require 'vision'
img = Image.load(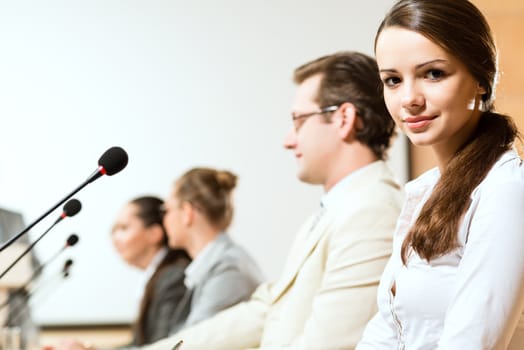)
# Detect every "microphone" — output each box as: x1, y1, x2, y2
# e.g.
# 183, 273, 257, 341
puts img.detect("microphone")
0, 146, 128, 252
28, 234, 78, 283
62, 258, 73, 277
86, 146, 129, 183
30, 234, 78, 278
55, 199, 82, 224
66, 234, 80, 246
0, 200, 81, 279
0, 234, 79, 311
